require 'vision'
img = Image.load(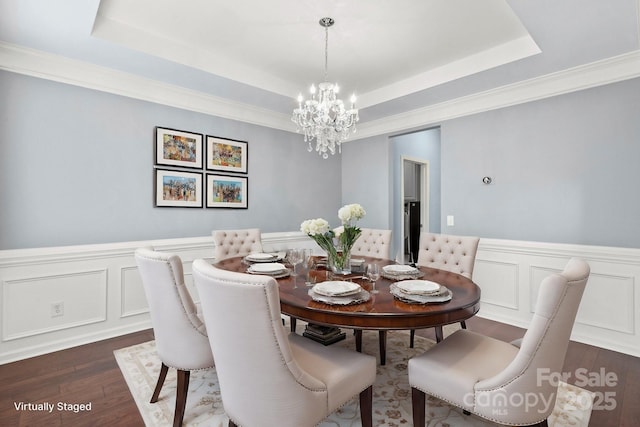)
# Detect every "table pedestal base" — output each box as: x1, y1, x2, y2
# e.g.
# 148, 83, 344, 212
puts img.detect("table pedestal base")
302, 324, 346, 345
